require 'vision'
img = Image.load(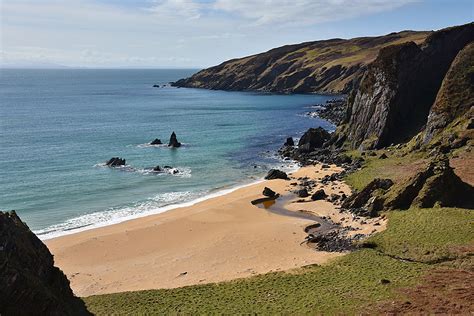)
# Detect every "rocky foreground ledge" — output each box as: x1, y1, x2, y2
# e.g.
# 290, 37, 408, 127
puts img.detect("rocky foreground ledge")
0, 211, 91, 315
